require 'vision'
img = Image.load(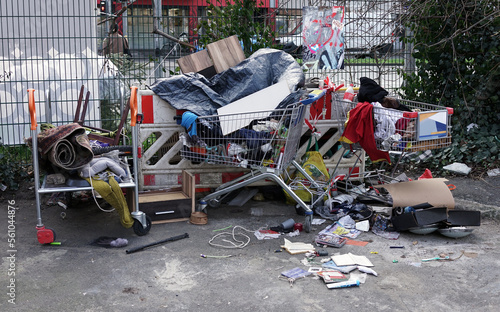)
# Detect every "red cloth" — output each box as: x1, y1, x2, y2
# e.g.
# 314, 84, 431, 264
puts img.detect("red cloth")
340, 102, 391, 164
